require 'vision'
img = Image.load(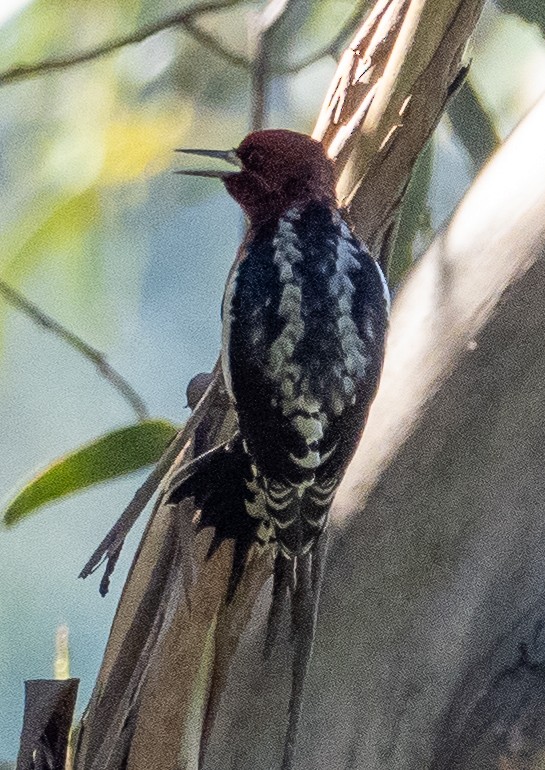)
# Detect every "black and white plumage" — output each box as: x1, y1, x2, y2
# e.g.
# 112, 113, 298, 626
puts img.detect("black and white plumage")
222, 200, 389, 558
167, 128, 390, 770
80, 129, 390, 770
167, 199, 388, 595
